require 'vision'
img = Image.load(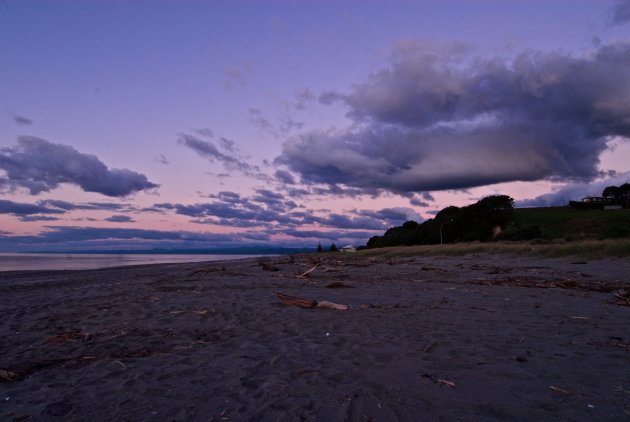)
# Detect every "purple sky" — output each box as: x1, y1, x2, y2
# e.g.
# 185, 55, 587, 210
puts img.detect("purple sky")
1, 0, 630, 252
